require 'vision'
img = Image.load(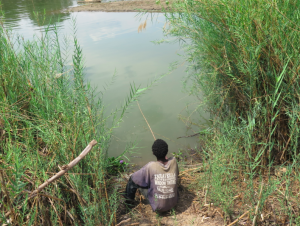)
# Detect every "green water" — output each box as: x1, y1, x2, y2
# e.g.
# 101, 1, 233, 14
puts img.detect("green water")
1, 0, 207, 165
0, 0, 75, 27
